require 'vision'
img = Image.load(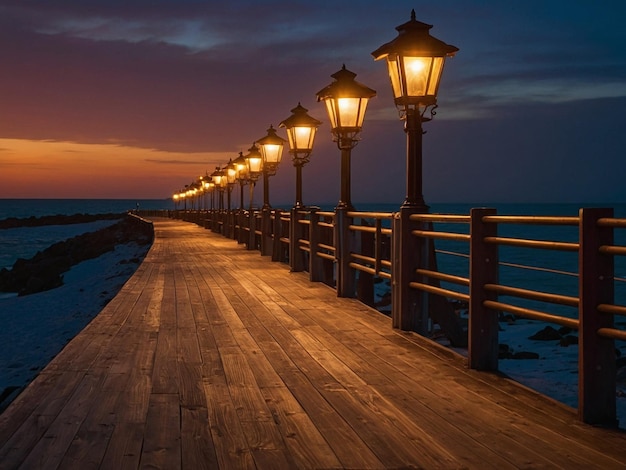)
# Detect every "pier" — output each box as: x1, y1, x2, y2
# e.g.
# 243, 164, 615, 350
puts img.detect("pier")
1, 217, 625, 469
